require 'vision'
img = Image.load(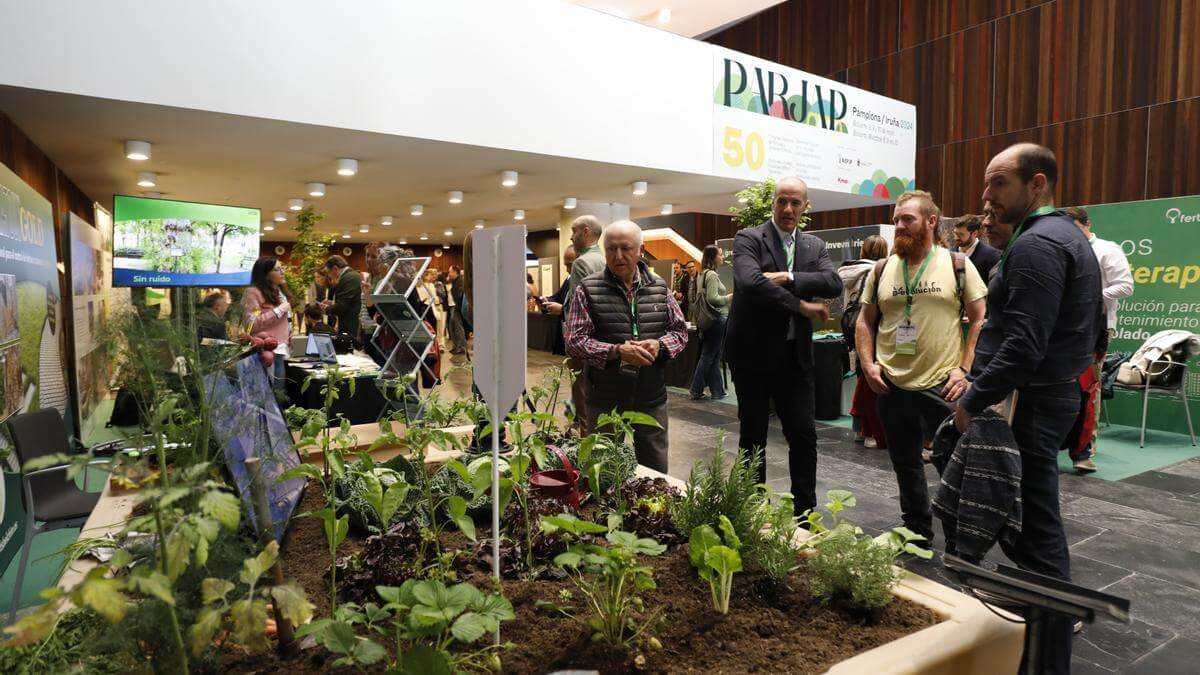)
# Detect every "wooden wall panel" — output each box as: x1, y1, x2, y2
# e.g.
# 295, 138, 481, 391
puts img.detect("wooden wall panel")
899, 0, 1051, 49
1147, 97, 1200, 200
